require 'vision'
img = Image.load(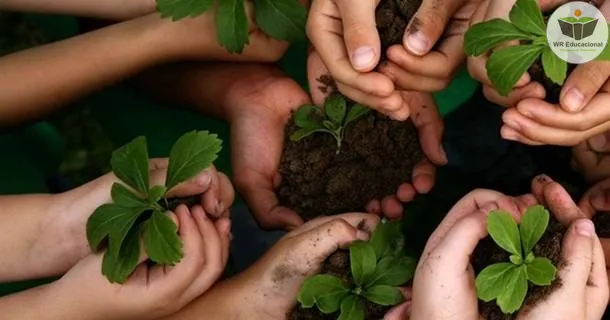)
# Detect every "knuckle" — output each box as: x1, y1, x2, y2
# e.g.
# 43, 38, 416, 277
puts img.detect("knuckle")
327, 219, 356, 239
418, 10, 447, 35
